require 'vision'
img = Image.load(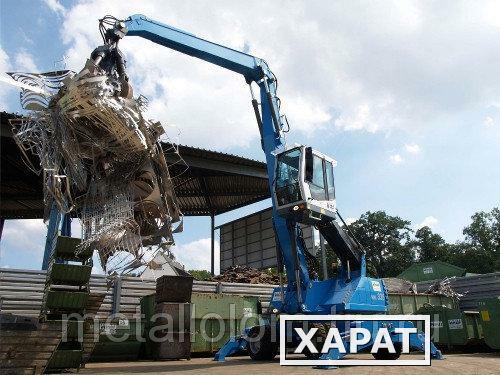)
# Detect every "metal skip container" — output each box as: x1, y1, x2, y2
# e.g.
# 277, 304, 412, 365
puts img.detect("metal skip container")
141, 292, 260, 356
153, 302, 192, 360
156, 275, 194, 303
416, 305, 484, 348
152, 275, 194, 360
478, 297, 500, 350
190, 293, 259, 354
